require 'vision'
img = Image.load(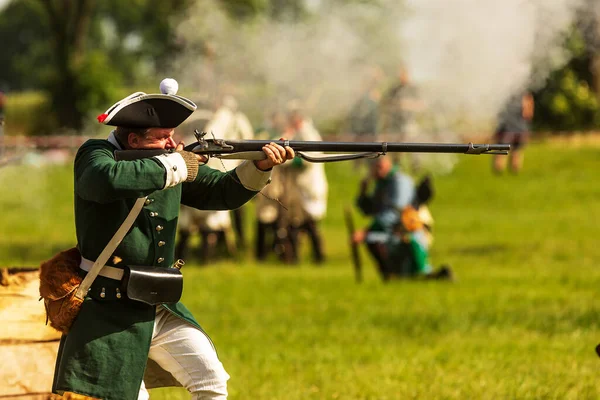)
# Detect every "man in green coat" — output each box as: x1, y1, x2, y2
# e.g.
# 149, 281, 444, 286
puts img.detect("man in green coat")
52, 79, 294, 399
